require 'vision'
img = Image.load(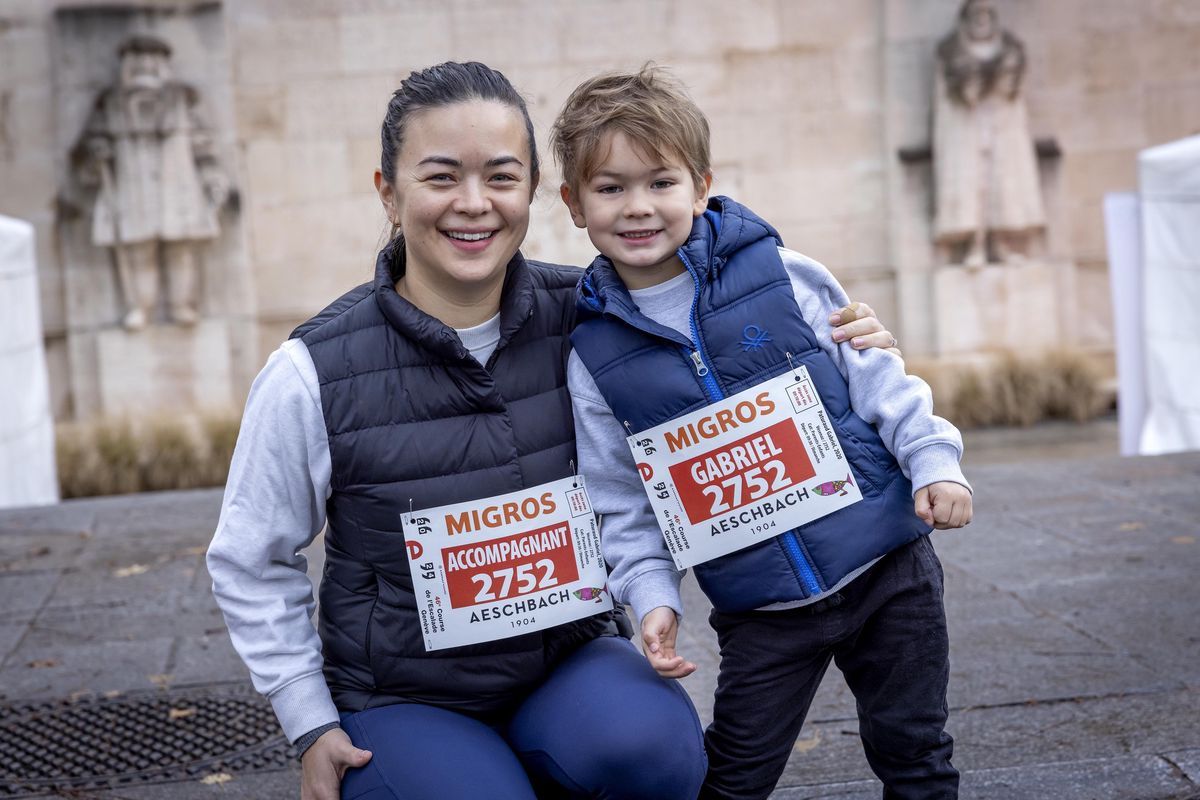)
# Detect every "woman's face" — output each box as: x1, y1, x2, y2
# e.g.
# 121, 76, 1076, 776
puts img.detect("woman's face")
377, 100, 536, 296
